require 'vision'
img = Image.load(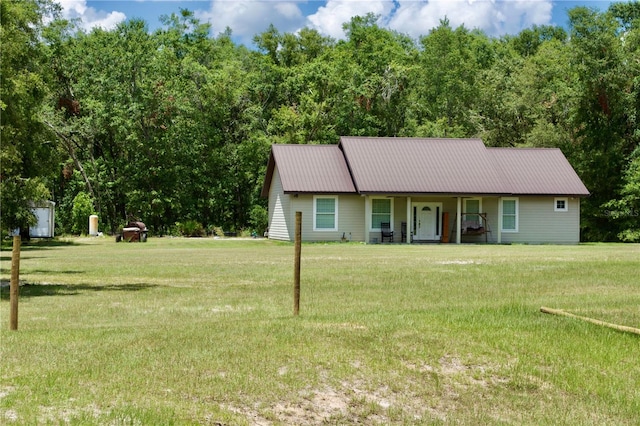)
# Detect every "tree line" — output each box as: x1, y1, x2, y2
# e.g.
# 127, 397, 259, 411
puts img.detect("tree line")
2, 0, 638, 241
